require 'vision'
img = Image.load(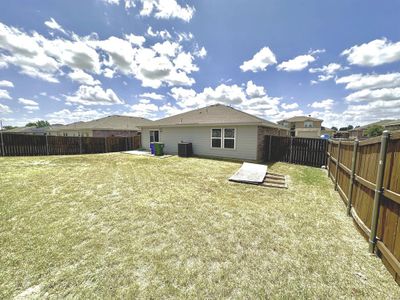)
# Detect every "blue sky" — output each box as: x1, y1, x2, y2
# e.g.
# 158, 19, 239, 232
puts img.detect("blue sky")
0, 0, 400, 127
